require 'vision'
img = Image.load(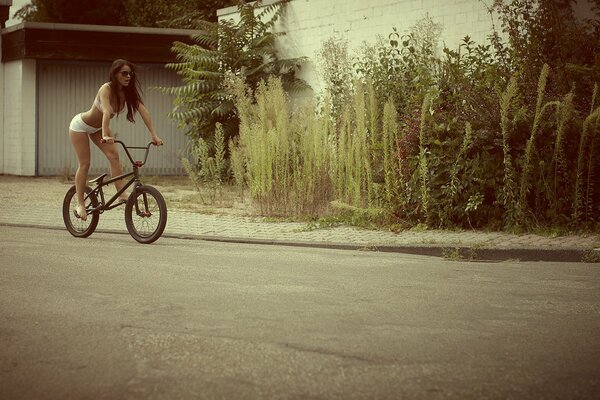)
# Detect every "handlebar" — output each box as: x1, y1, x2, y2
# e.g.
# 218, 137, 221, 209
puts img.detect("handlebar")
100, 139, 159, 167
